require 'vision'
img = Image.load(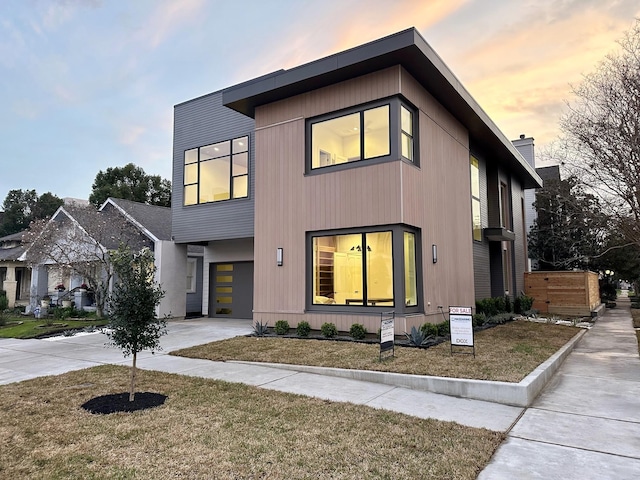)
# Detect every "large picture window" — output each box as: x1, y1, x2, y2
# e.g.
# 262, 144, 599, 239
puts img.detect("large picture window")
183, 136, 249, 206
308, 98, 417, 172
310, 226, 421, 311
